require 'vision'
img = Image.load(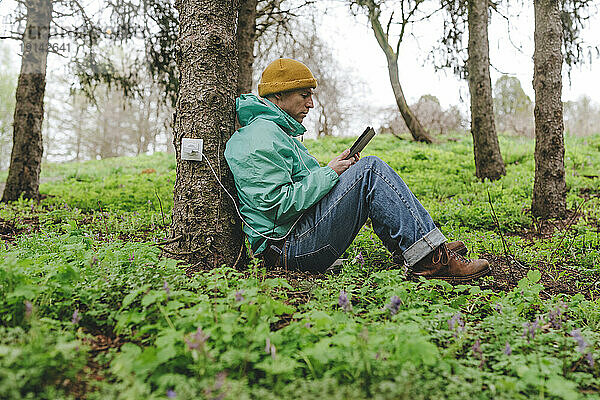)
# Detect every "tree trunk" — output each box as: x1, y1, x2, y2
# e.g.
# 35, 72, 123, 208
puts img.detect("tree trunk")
531, 0, 567, 218
467, 0, 506, 181
236, 0, 258, 96
365, 2, 432, 143
385, 53, 433, 143
168, 0, 245, 268
99, 112, 112, 159
2, 0, 52, 203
